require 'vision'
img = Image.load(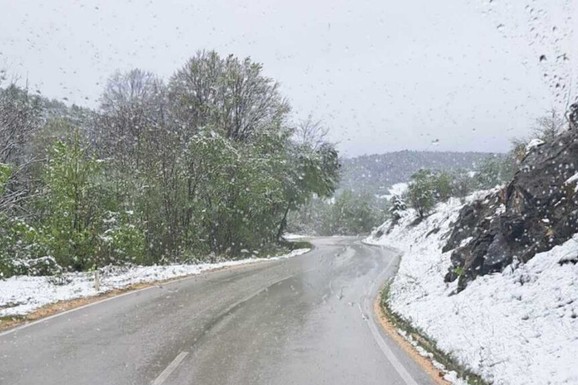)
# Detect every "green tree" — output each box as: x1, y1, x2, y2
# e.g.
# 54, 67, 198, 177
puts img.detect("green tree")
432, 171, 453, 201
41, 132, 103, 269
41, 129, 145, 270
0, 163, 14, 276
474, 155, 516, 189
276, 141, 339, 240
168, 51, 290, 142
450, 170, 476, 198
407, 169, 436, 218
